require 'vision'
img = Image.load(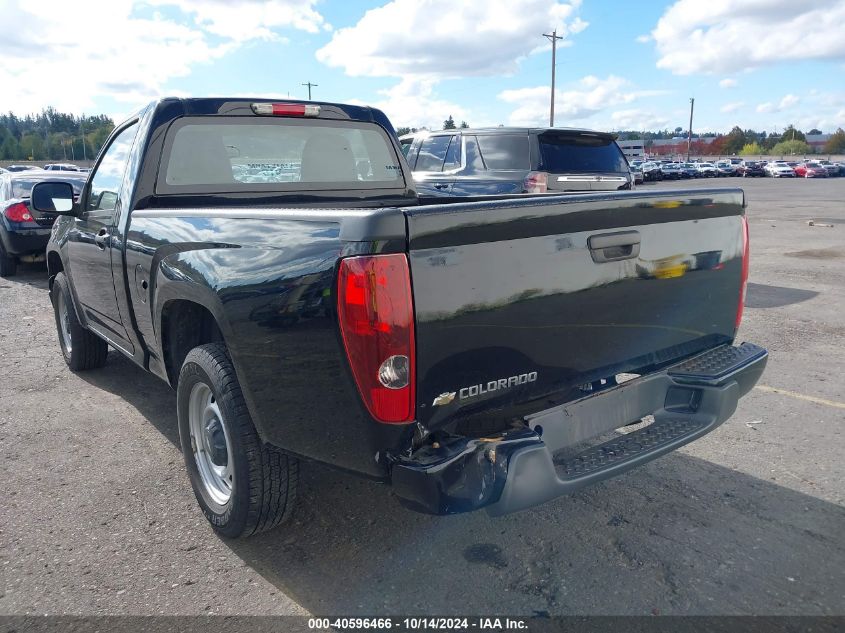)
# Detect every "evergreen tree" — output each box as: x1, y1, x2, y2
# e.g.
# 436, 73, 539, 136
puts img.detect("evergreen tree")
0, 108, 114, 161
